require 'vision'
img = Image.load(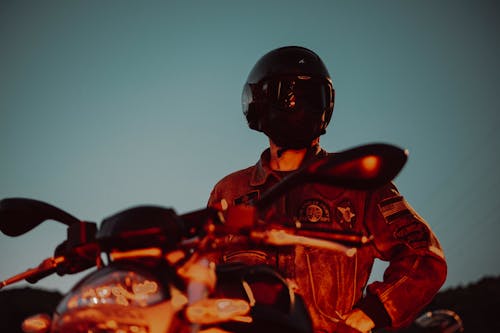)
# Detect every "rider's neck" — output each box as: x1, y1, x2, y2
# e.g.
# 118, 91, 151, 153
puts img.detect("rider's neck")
269, 138, 319, 171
